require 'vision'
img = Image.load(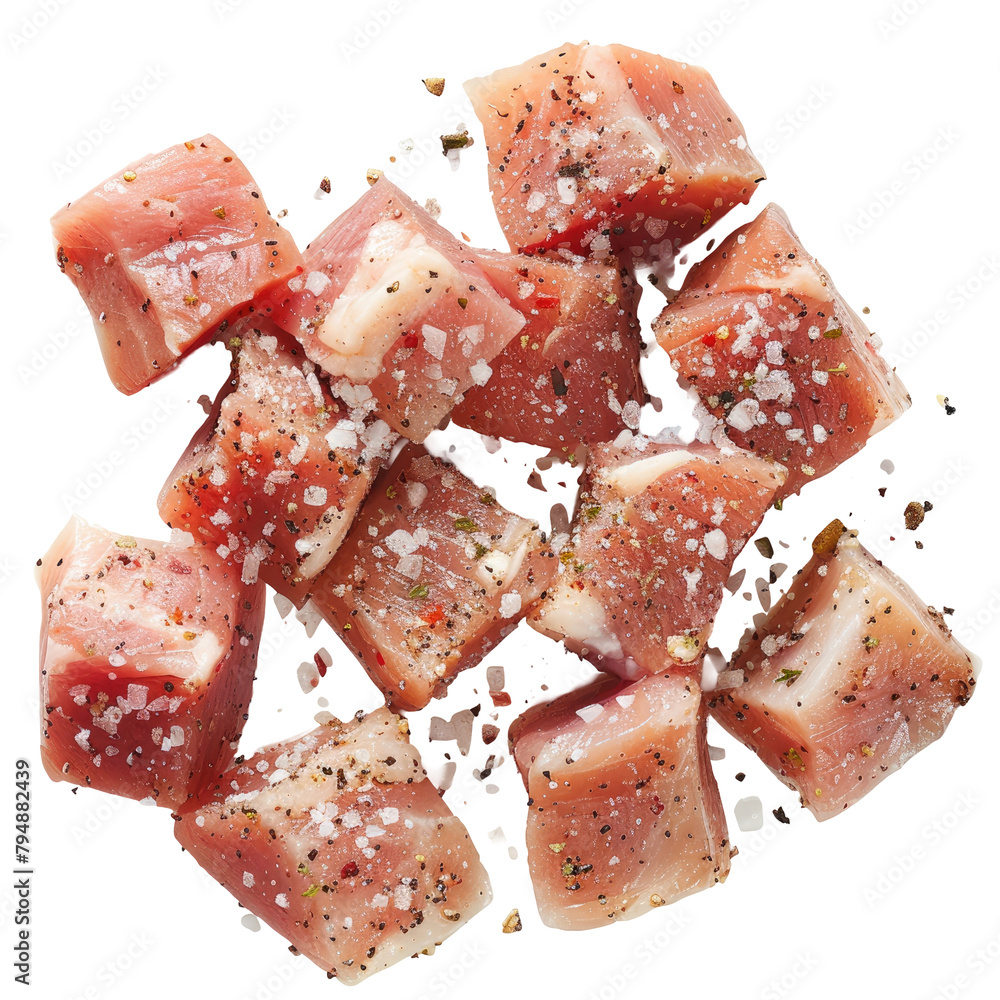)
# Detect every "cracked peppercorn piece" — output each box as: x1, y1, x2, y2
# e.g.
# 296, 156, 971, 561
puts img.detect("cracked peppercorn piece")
51, 133, 304, 395
465, 42, 764, 260
509, 672, 730, 929
37, 515, 264, 809
310, 443, 555, 711
653, 204, 911, 498
174, 711, 492, 986
708, 523, 980, 820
